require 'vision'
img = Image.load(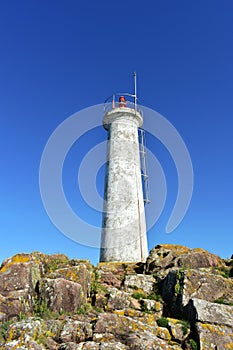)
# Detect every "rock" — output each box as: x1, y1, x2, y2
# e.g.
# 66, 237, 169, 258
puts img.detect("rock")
106, 288, 132, 311
156, 326, 171, 341
182, 270, 233, 306
146, 245, 224, 276
44, 318, 63, 342
161, 268, 233, 311
3, 318, 47, 349
96, 263, 126, 288
167, 318, 190, 341
5, 318, 43, 342
130, 298, 141, 310
39, 278, 84, 313
189, 298, 233, 327
94, 312, 157, 340
100, 341, 129, 349
94, 290, 108, 309
124, 274, 155, 294
59, 343, 84, 350
0, 246, 232, 349
141, 299, 162, 313
125, 331, 182, 349
197, 322, 233, 350
93, 332, 115, 342
48, 261, 93, 298
79, 342, 100, 349
0, 253, 42, 317
4, 338, 46, 349
42, 337, 58, 349
60, 319, 93, 343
